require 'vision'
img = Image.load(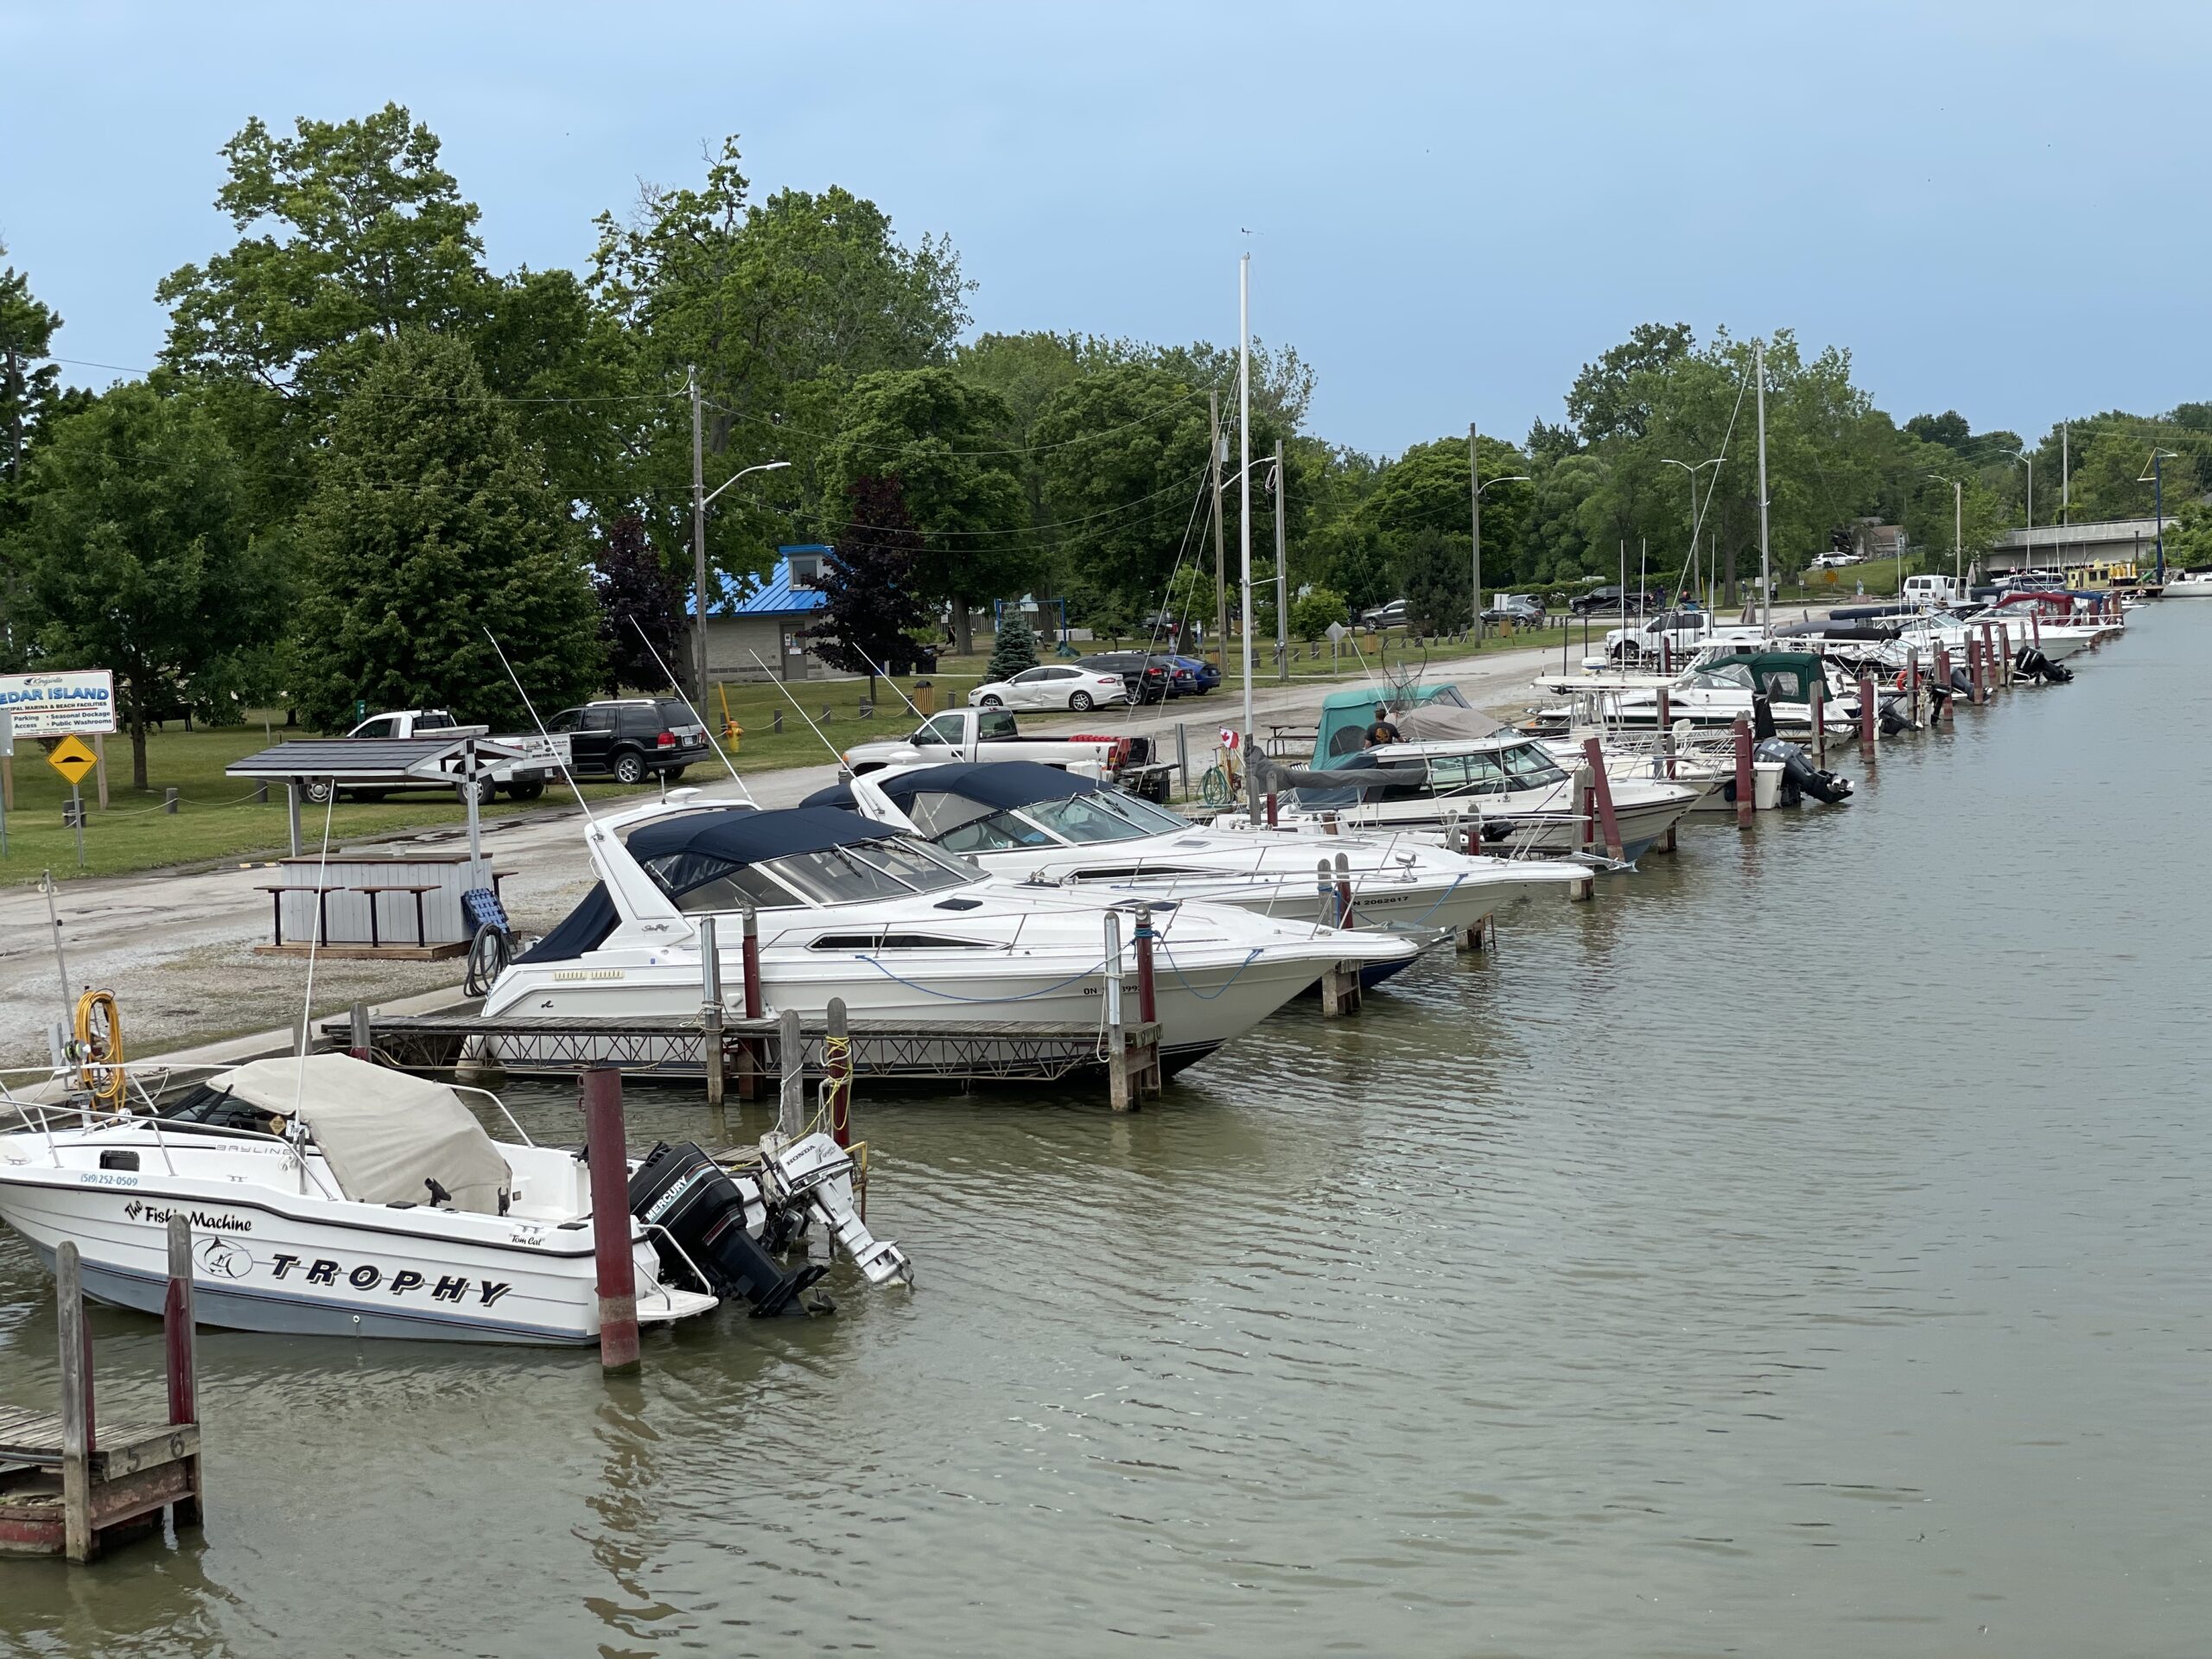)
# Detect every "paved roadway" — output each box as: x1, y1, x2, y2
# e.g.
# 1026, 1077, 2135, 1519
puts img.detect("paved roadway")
0, 649, 1559, 1065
